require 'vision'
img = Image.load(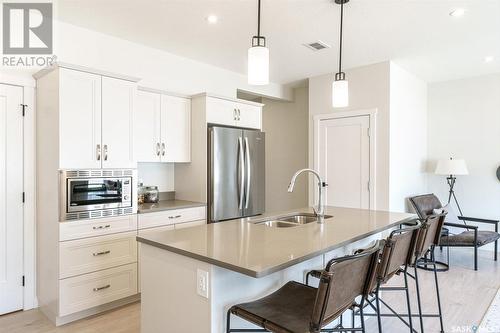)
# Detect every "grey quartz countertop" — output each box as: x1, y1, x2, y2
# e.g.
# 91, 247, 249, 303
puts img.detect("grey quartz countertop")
136, 206, 416, 278
137, 200, 206, 214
